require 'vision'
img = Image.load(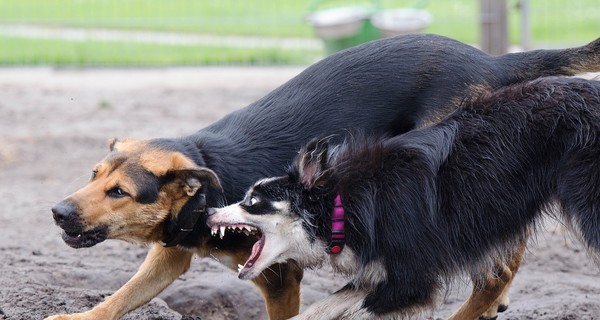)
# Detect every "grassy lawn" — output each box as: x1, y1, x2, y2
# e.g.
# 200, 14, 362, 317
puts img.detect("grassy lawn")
0, 0, 598, 65
0, 35, 322, 66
